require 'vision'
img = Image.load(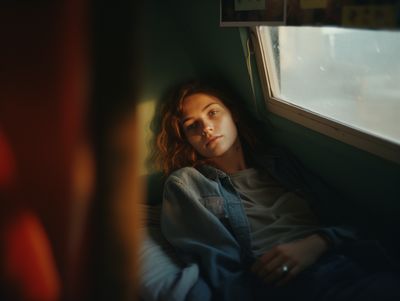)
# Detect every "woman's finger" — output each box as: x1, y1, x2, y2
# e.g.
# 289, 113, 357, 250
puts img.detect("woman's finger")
275, 263, 301, 287
251, 248, 278, 274
263, 260, 294, 284
258, 255, 286, 279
